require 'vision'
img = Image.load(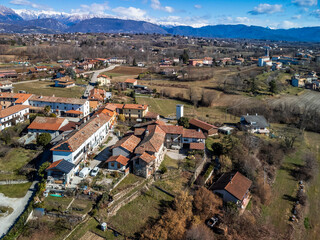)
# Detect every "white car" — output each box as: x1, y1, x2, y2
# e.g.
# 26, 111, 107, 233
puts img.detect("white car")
90, 167, 99, 177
